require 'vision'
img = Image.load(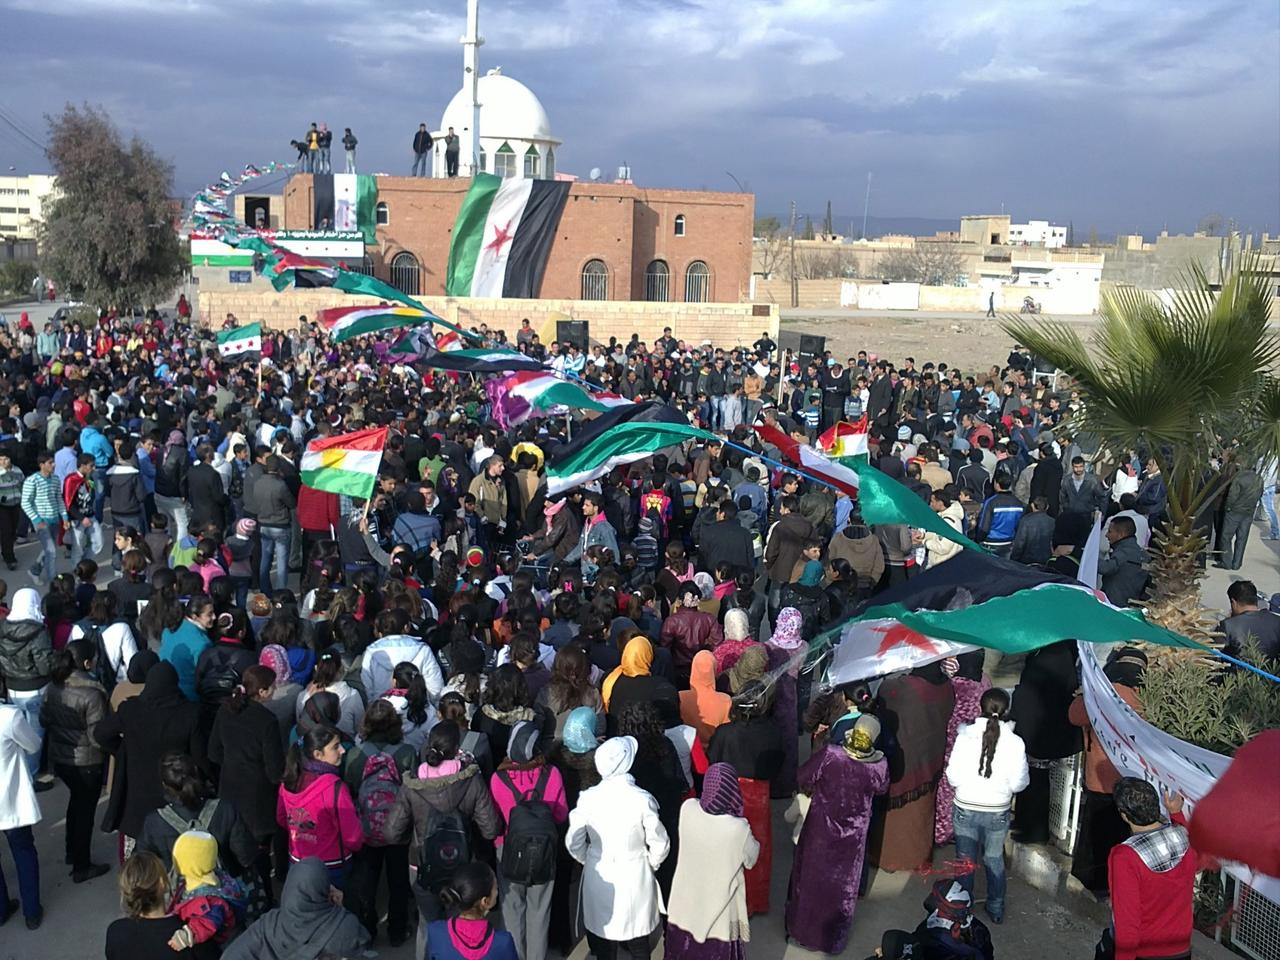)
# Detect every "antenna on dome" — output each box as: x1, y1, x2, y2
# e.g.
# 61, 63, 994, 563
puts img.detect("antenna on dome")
589, 167, 602, 182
